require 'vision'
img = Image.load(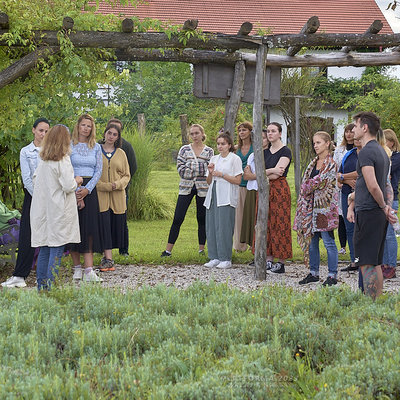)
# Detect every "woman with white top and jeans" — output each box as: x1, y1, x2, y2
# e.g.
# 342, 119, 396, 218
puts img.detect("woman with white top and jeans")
204, 133, 243, 269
